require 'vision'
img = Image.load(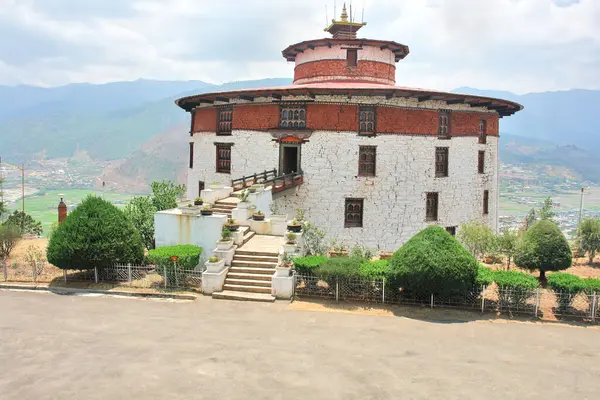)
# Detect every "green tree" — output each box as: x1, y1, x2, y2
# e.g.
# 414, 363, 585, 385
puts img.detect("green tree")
124, 196, 157, 250
456, 221, 496, 260
575, 217, 600, 264
539, 197, 556, 221
151, 180, 186, 211
514, 220, 572, 281
3, 211, 43, 236
47, 196, 144, 270
389, 226, 478, 296
0, 225, 21, 260
496, 228, 520, 270
525, 208, 537, 230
